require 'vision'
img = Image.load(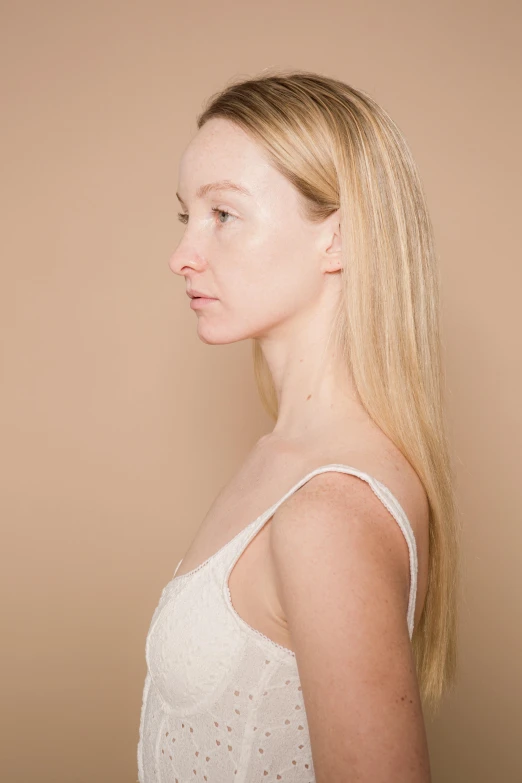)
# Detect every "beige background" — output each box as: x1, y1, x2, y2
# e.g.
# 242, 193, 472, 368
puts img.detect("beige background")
1, 2, 521, 781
